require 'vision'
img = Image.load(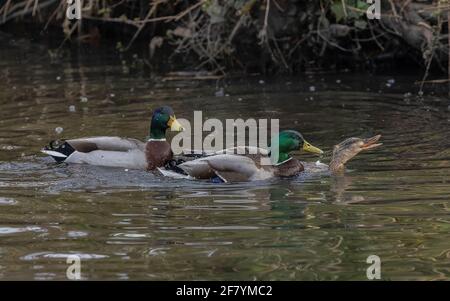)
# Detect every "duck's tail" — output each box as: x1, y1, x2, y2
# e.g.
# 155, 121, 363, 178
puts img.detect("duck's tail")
40, 140, 75, 163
